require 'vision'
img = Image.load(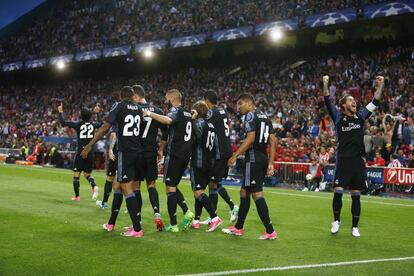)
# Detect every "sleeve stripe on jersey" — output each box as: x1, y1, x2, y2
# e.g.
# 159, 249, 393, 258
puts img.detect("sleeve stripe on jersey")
366, 102, 377, 113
